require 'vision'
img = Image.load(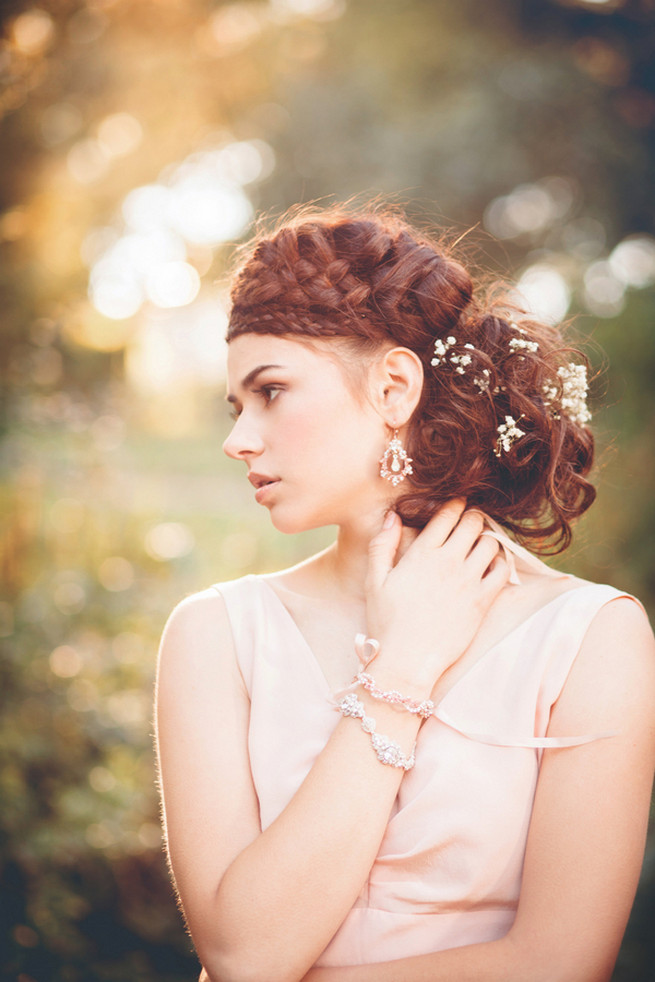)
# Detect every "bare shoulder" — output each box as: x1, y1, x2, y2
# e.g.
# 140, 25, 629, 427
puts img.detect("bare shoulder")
158, 584, 242, 685
582, 591, 655, 689
551, 588, 655, 738
163, 585, 230, 638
